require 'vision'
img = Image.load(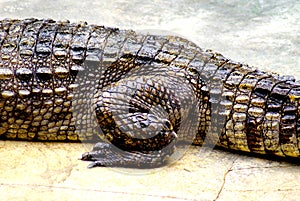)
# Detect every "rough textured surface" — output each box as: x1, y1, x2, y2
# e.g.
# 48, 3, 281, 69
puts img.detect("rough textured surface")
0, 19, 300, 168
